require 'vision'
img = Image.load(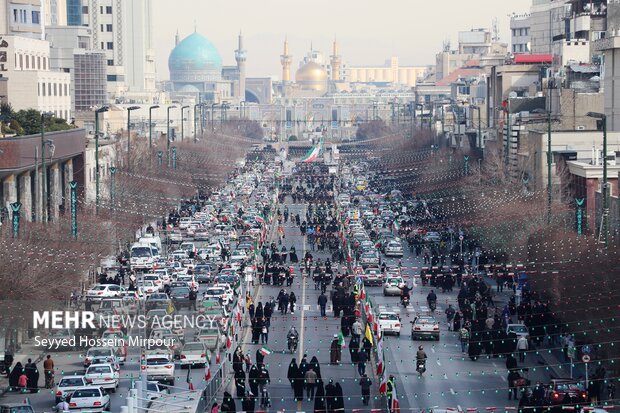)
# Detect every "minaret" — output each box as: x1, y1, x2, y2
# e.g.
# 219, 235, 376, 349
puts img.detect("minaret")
175, 29, 180, 46
280, 36, 292, 82
330, 37, 341, 81
235, 30, 247, 102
